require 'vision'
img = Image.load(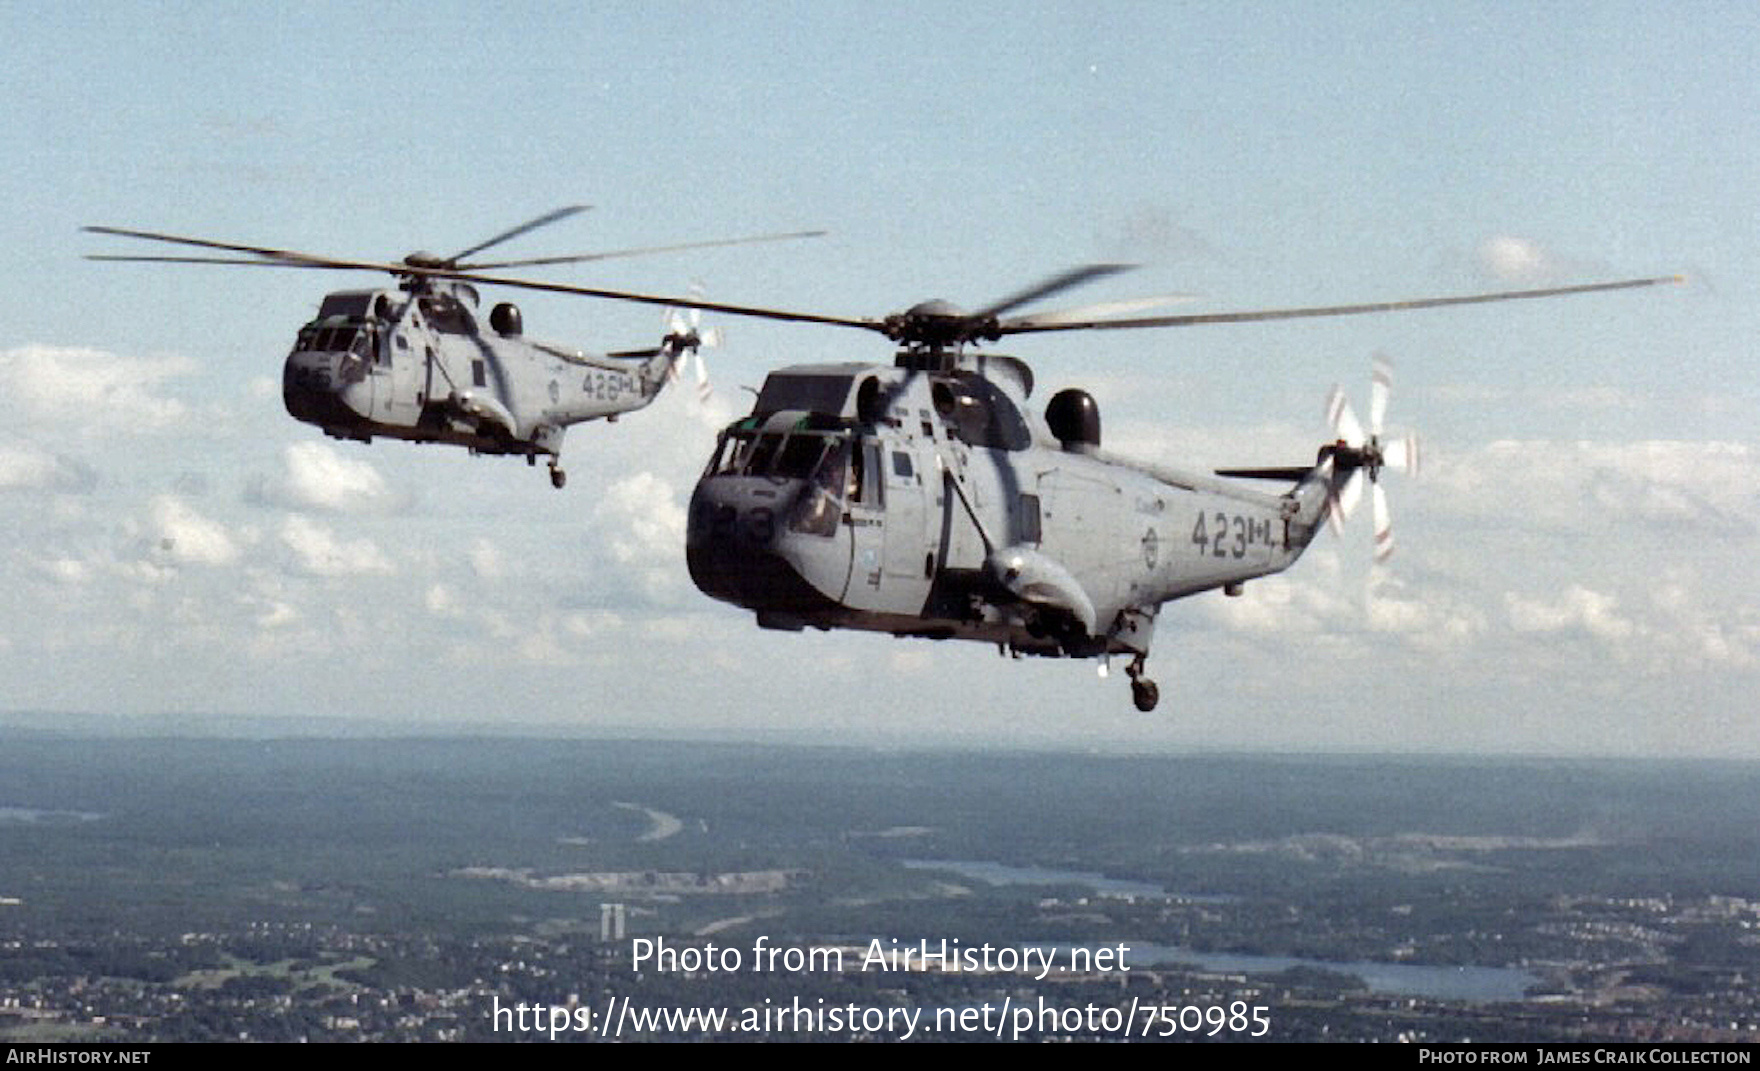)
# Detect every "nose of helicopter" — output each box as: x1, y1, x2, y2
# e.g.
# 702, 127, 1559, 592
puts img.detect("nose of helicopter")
282, 348, 369, 426
685, 477, 843, 614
